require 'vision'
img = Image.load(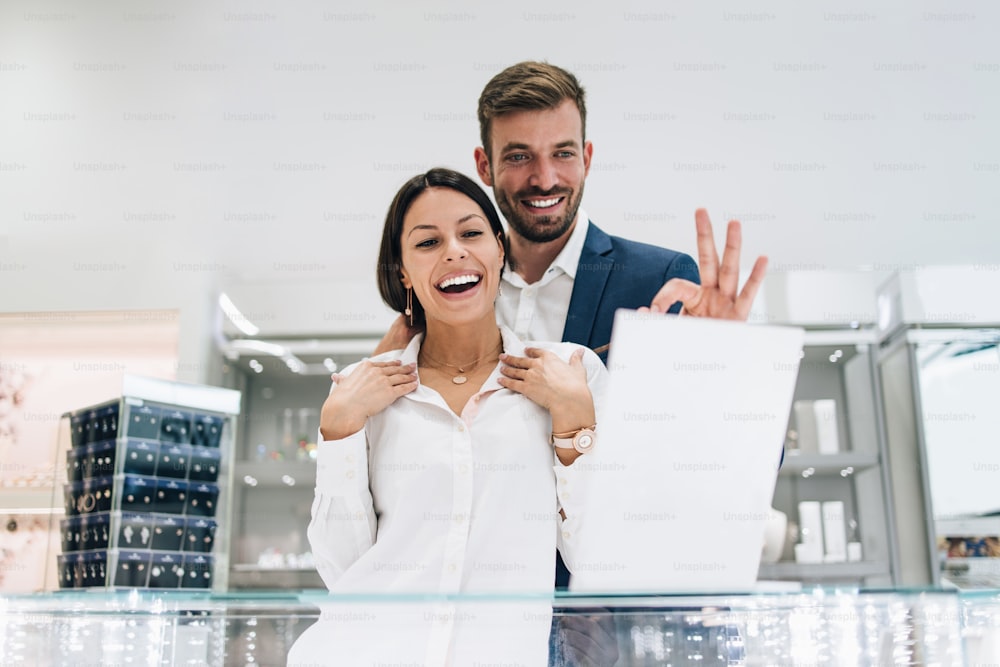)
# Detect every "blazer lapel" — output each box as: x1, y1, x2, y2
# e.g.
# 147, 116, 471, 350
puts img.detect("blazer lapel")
562, 223, 613, 347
